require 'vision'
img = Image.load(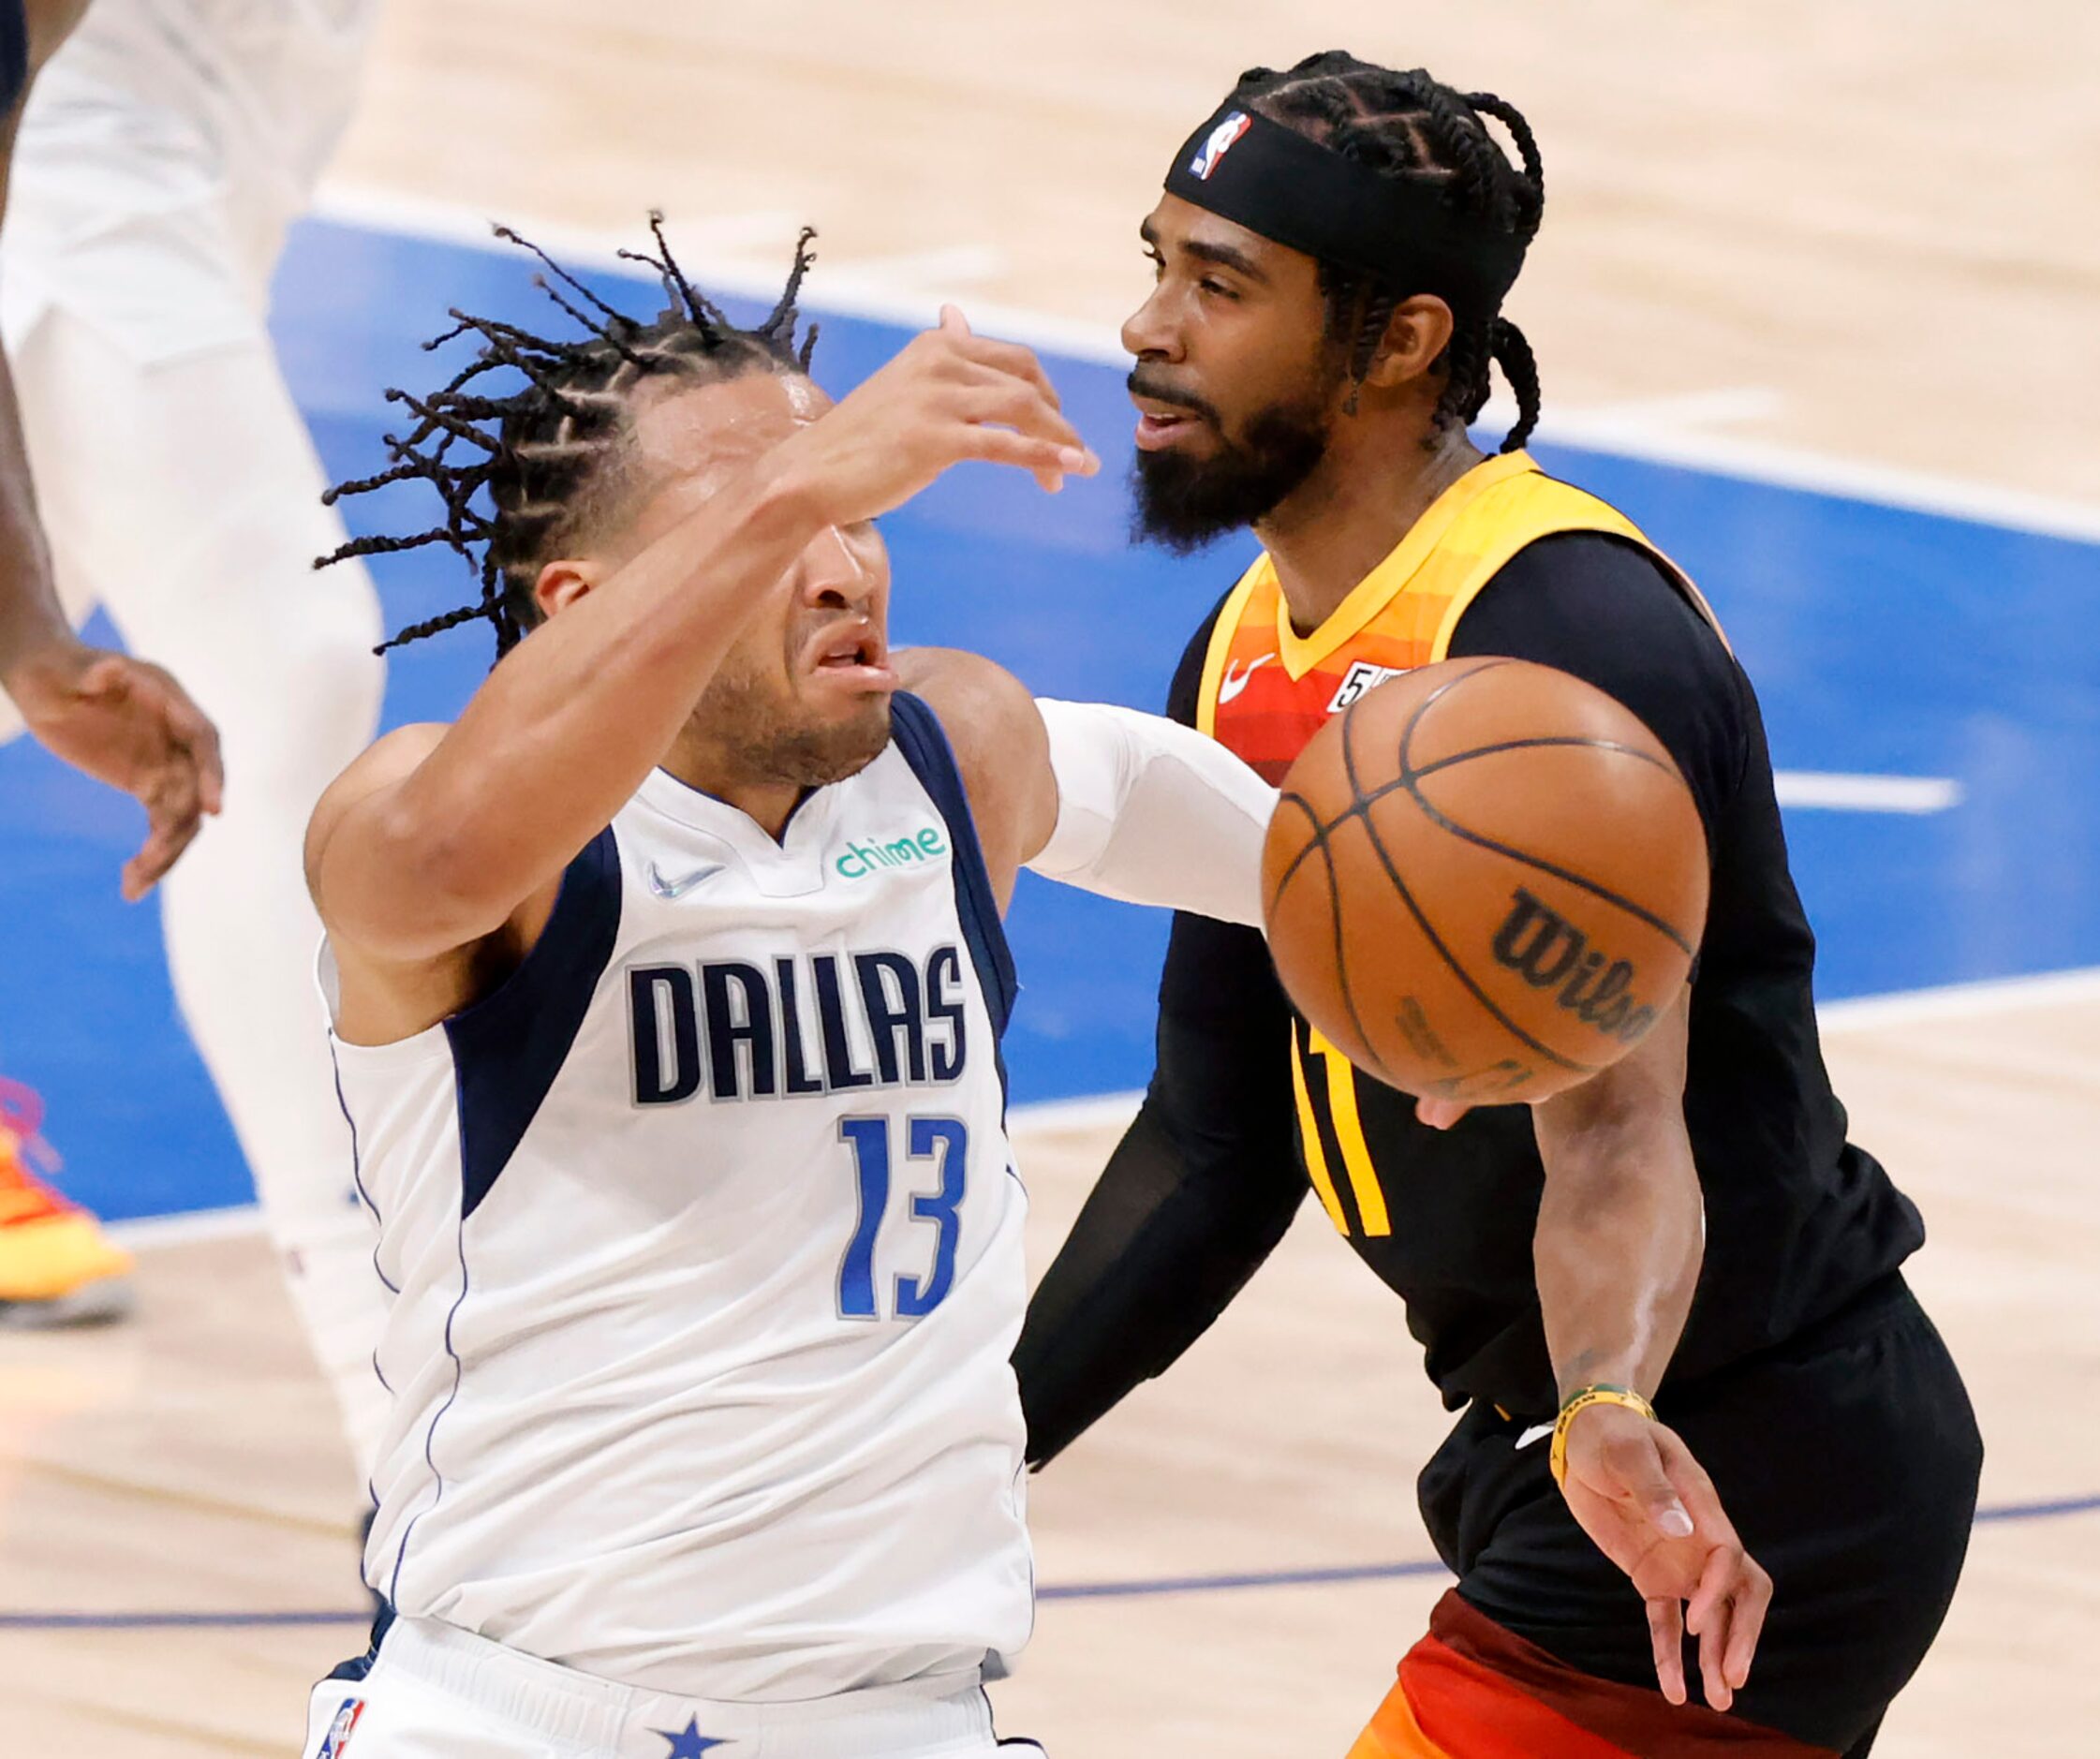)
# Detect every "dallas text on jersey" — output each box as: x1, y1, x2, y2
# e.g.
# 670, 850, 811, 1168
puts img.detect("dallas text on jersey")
627, 946, 972, 1105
